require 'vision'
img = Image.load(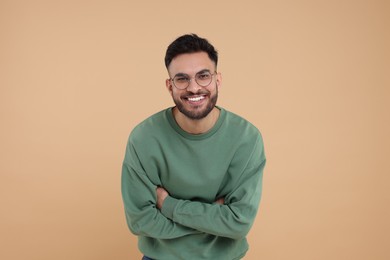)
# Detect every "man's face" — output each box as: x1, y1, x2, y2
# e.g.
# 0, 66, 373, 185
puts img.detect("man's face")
166, 52, 221, 120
